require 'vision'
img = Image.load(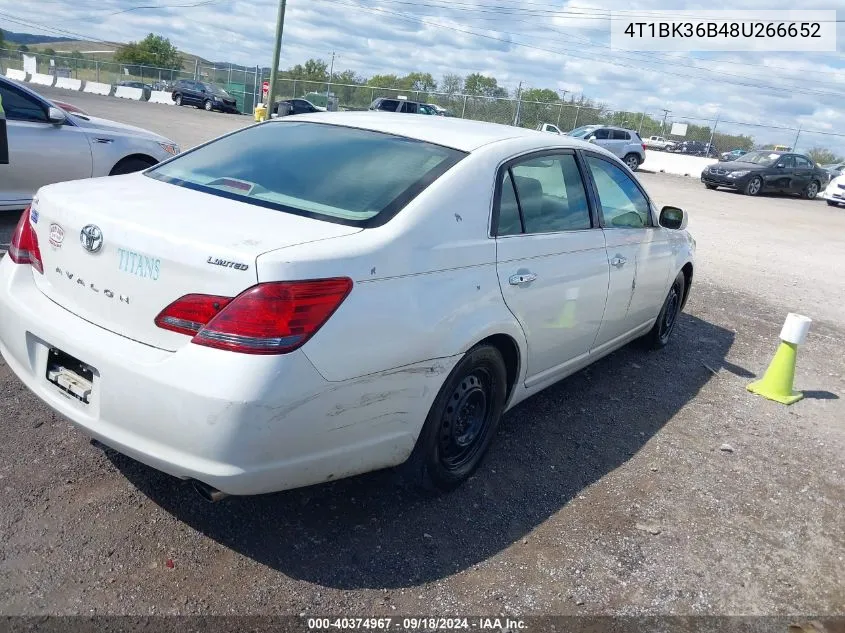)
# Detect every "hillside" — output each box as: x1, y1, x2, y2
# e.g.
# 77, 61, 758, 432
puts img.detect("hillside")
1, 30, 74, 45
